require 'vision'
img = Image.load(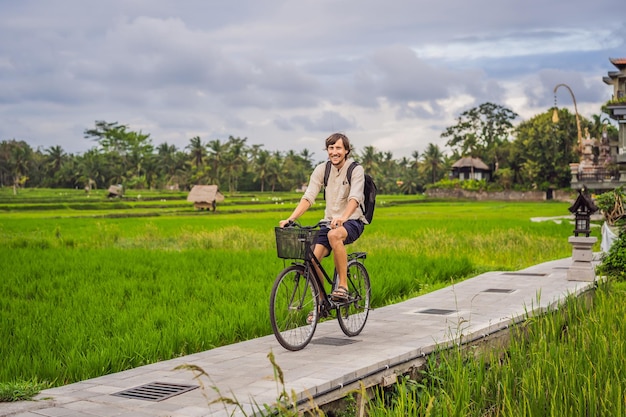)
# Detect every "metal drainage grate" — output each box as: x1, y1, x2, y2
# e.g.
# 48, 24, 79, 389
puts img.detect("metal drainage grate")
502, 272, 547, 277
311, 337, 359, 346
112, 382, 199, 402
482, 288, 515, 294
416, 308, 456, 315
